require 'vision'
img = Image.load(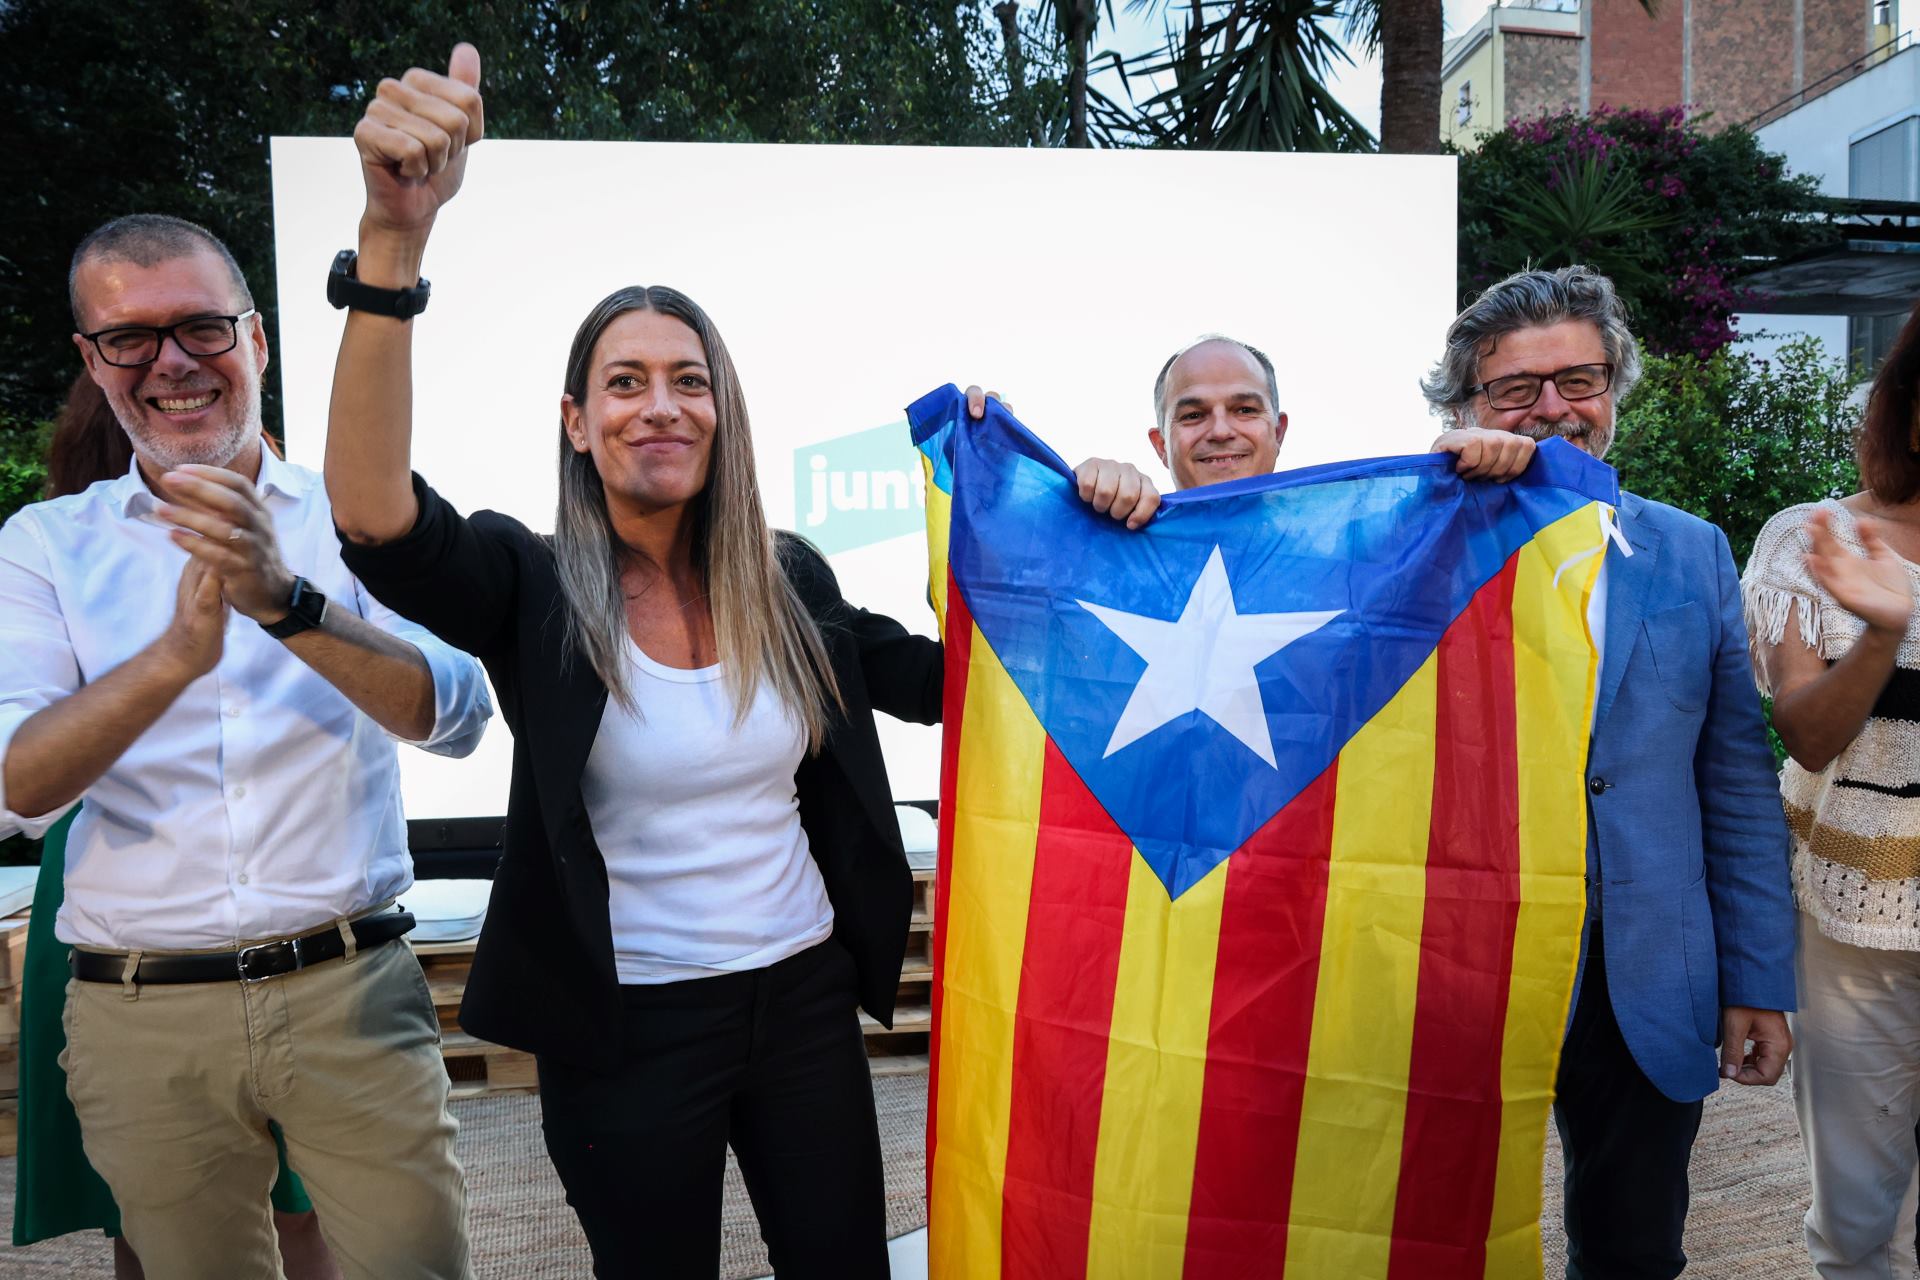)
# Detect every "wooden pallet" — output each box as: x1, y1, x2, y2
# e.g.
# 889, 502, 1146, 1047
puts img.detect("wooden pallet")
864, 866, 934, 1066
0, 914, 29, 989
0, 908, 29, 1129
0, 990, 20, 1047
410, 938, 539, 1097
439, 1031, 539, 1099
411, 864, 939, 1085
